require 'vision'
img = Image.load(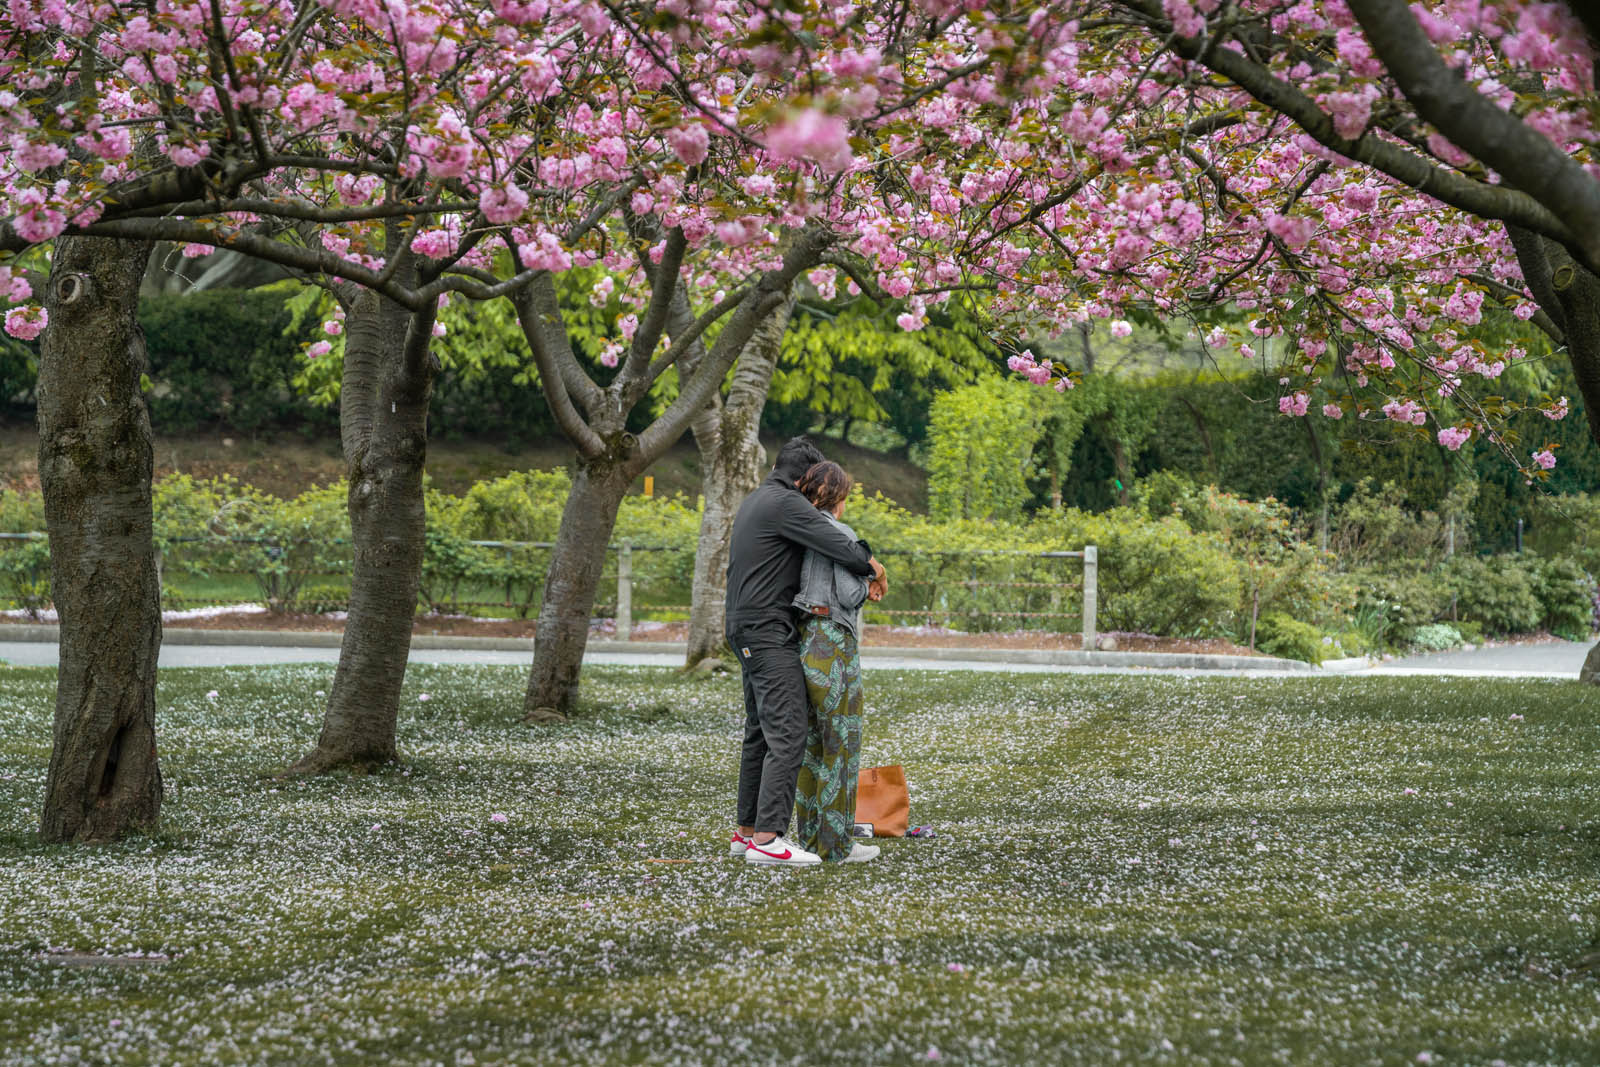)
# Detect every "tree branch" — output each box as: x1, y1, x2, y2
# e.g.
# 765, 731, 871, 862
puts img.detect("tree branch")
622, 226, 686, 386
511, 273, 606, 458
636, 227, 834, 461
1345, 0, 1600, 274
637, 283, 754, 397
1111, 0, 1583, 261
1466, 262, 1565, 347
